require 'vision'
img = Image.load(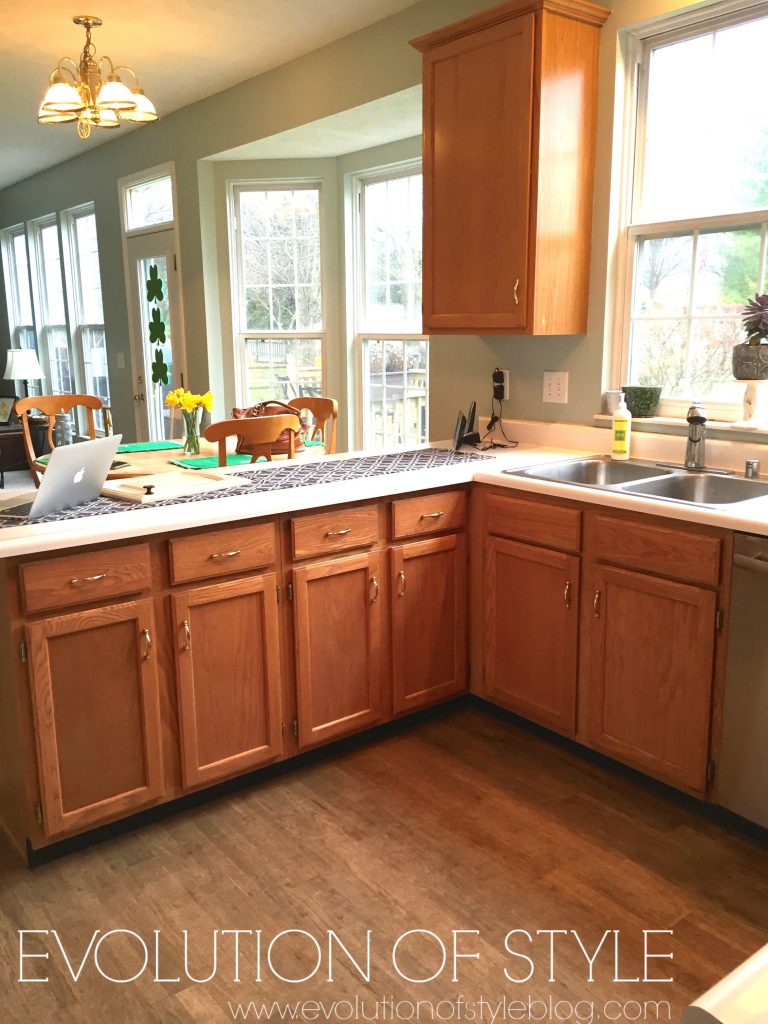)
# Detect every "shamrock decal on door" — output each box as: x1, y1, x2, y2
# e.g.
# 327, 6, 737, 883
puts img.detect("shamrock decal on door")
145, 263, 169, 386
146, 264, 164, 303
149, 307, 166, 344
151, 348, 169, 385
